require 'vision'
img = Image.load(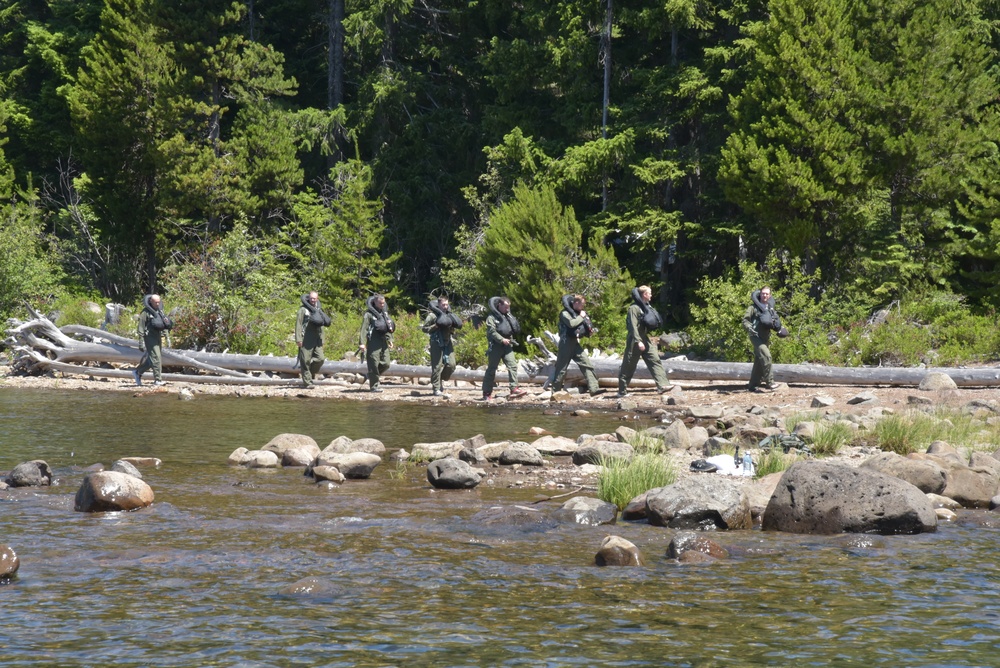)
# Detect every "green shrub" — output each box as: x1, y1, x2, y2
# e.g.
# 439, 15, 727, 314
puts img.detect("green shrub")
51, 295, 104, 329
453, 318, 488, 369
597, 453, 677, 511
390, 312, 430, 366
